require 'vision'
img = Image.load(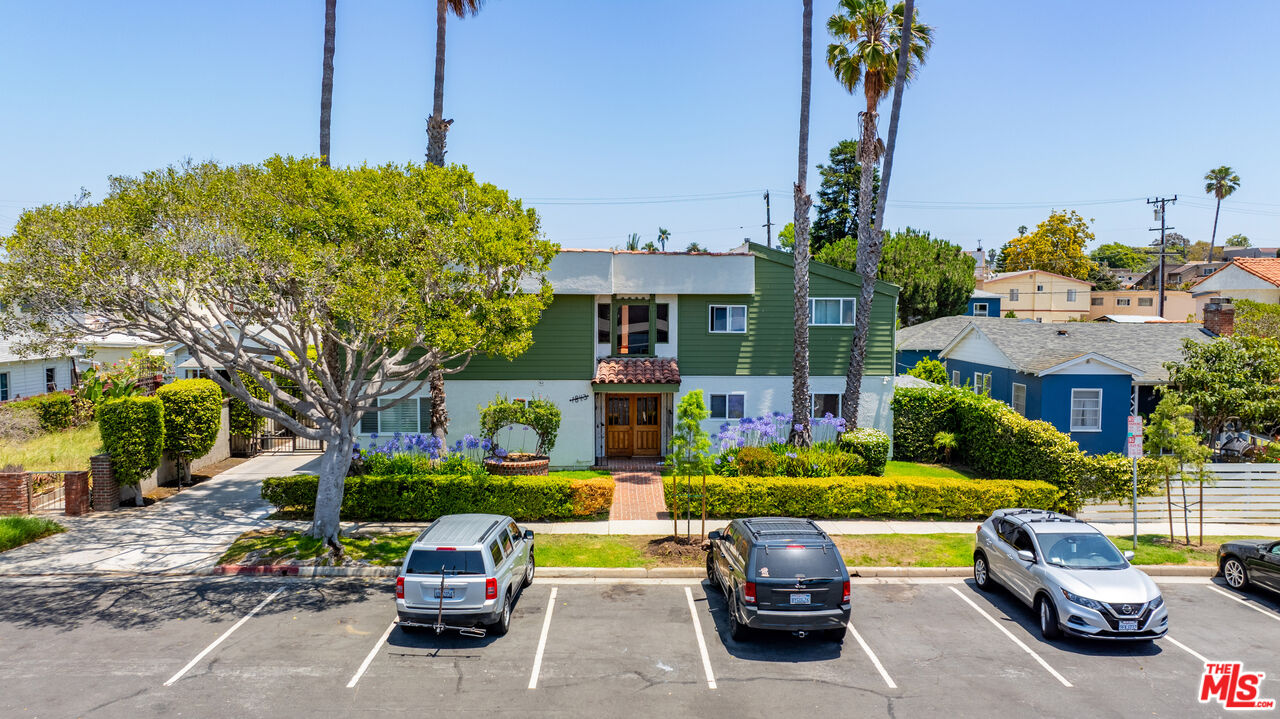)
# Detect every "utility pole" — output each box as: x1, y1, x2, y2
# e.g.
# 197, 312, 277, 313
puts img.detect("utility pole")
1147, 196, 1177, 317
763, 191, 773, 247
